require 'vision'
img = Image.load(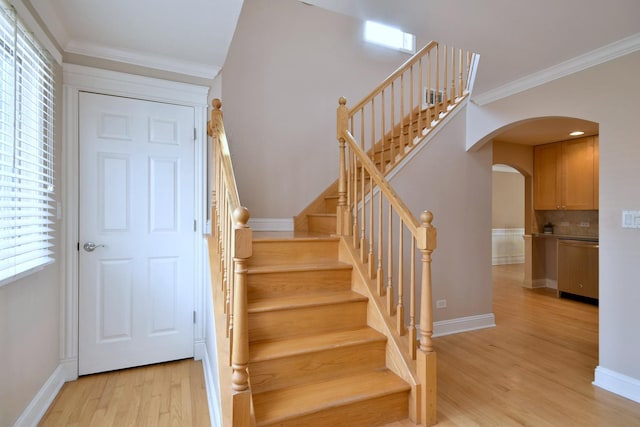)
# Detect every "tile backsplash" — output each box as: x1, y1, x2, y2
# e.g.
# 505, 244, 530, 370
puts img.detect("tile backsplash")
535, 210, 599, 237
